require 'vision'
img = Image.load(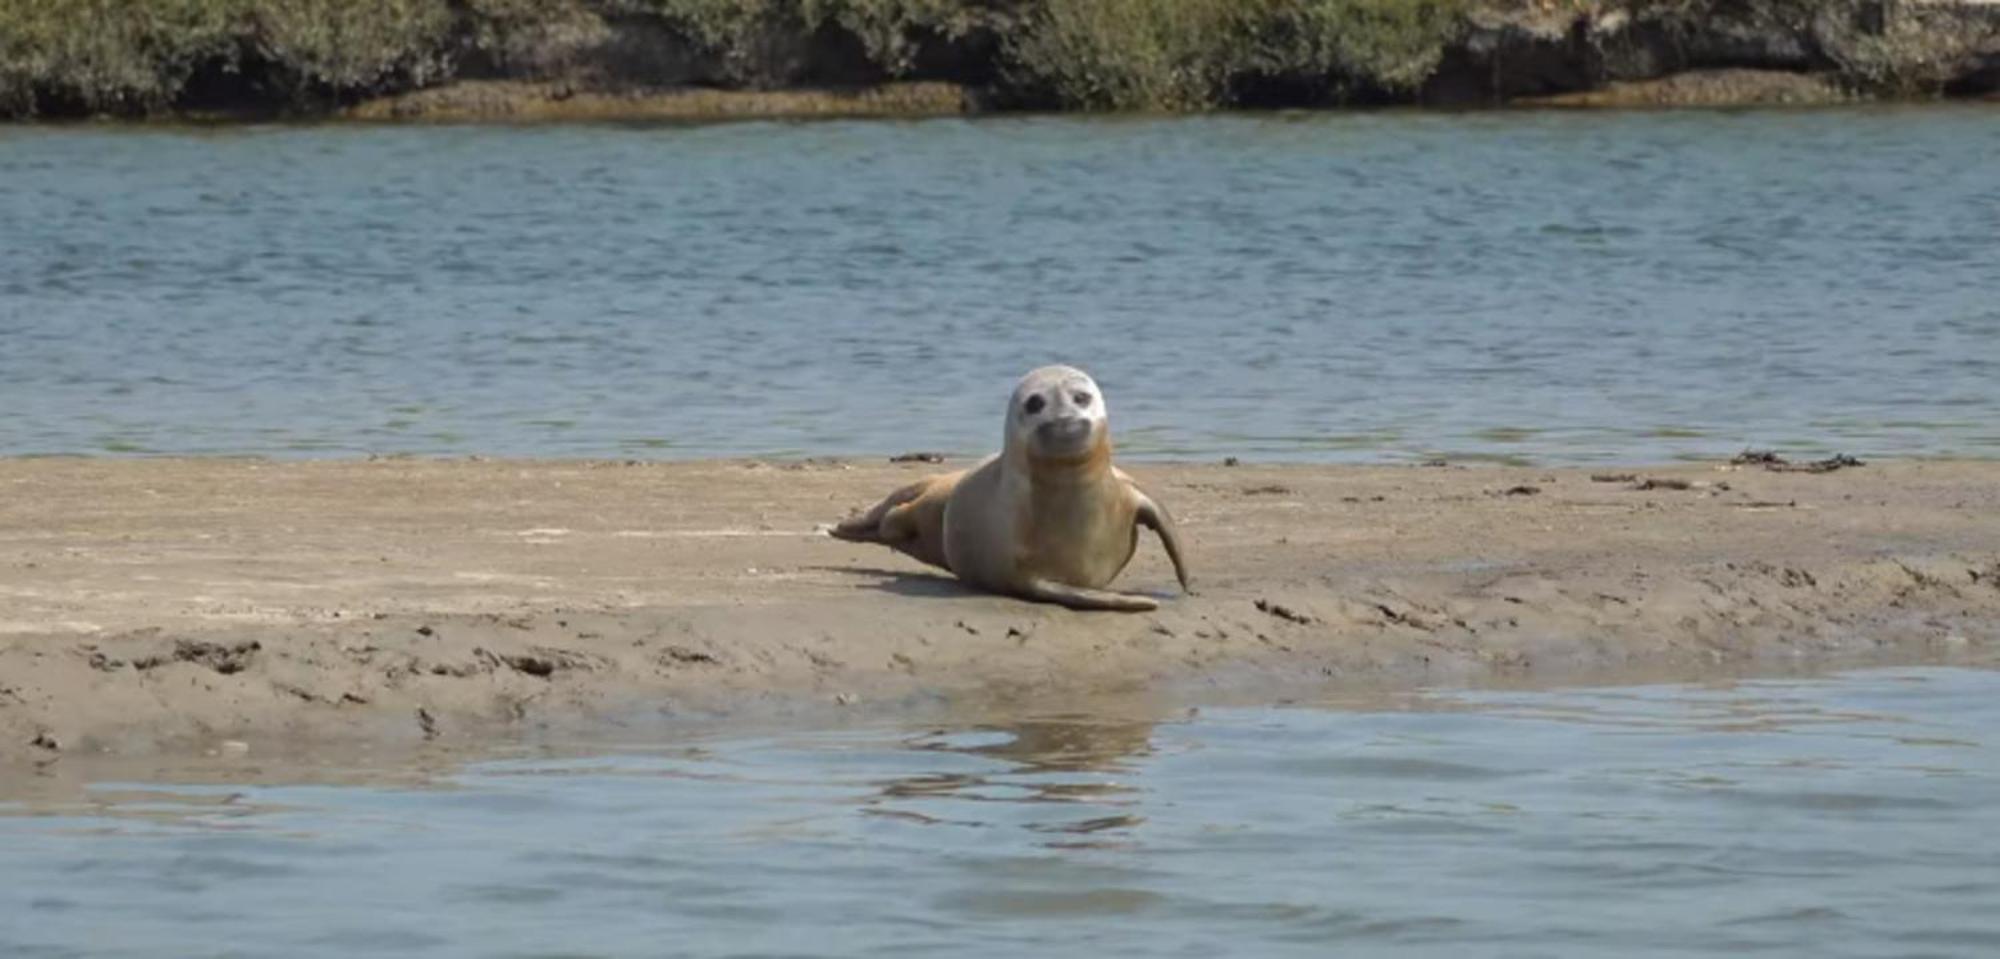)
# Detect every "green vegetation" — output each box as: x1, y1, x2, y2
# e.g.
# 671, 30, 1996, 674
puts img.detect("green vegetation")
1, 0, 236, 114
643, 0, 1014, 82
0, 0, 1470, 116
1007, 0, 1468, 109
1, 0, 1991, 118
0, 0, 466, 114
